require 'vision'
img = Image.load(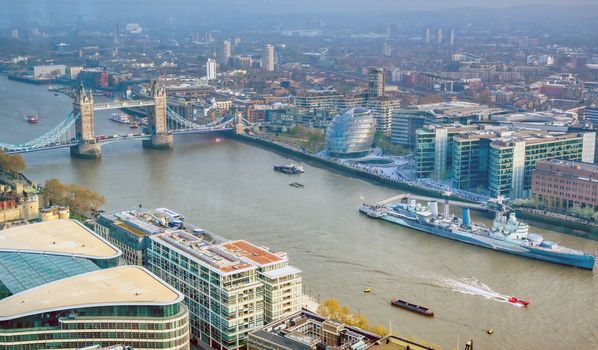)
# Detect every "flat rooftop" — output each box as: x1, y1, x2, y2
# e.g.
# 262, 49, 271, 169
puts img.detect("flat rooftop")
221, 240, 284, 267
0, 265, 183, 321
154, 231, 254, 275
0, 219, 120, 259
